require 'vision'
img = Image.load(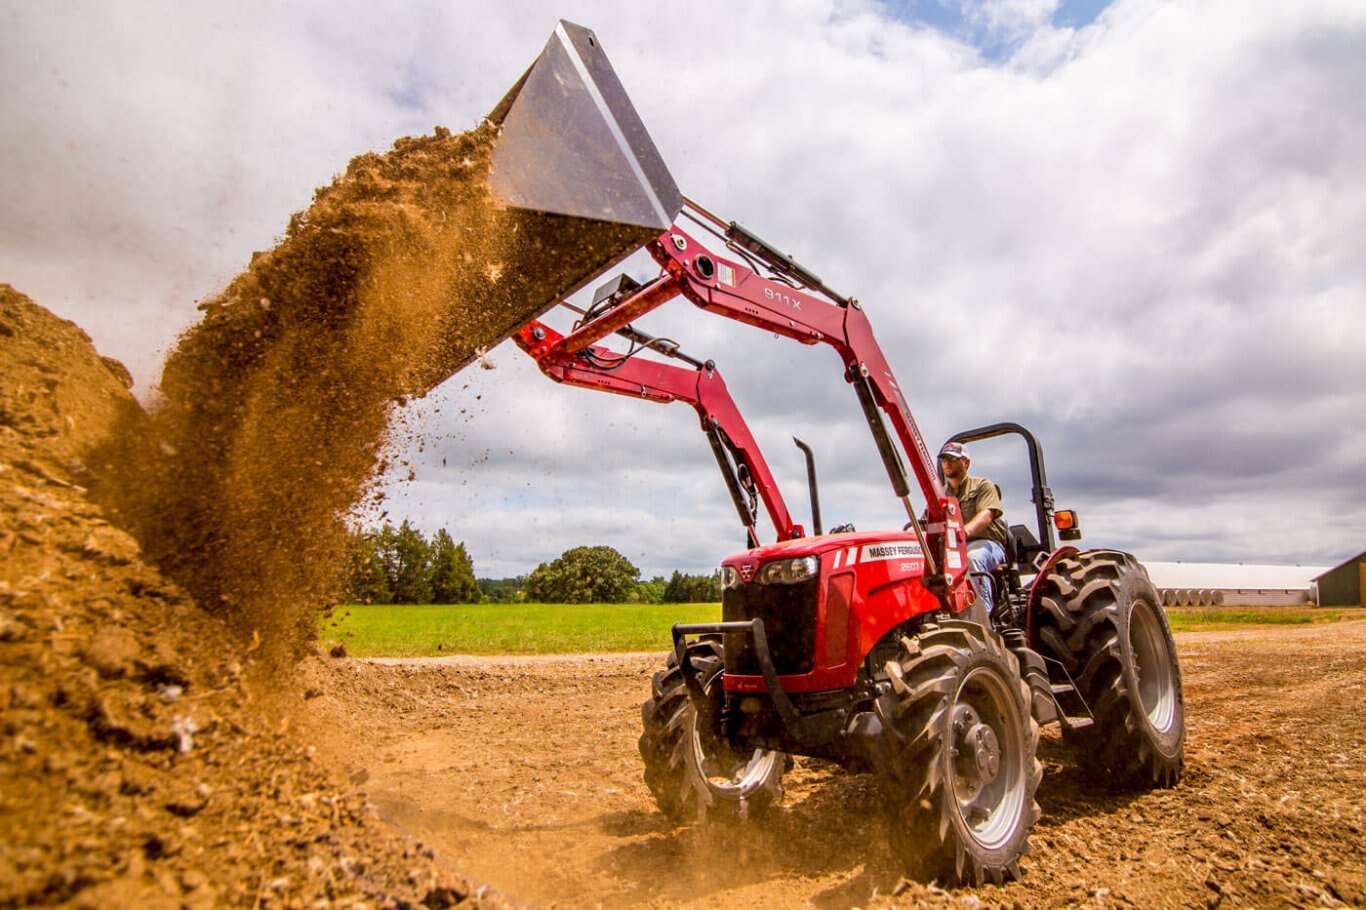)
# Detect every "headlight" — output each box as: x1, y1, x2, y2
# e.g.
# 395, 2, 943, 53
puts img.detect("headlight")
719, 565, 741, 589
757, 556, 818, 585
